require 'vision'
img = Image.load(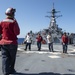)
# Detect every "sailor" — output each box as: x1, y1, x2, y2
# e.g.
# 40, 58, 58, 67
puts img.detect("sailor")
24, 33, 32, 51
47, 33, 54, 52
36, 33, 43, 51
62, 32, 68, 53
0, 7, 20, 75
